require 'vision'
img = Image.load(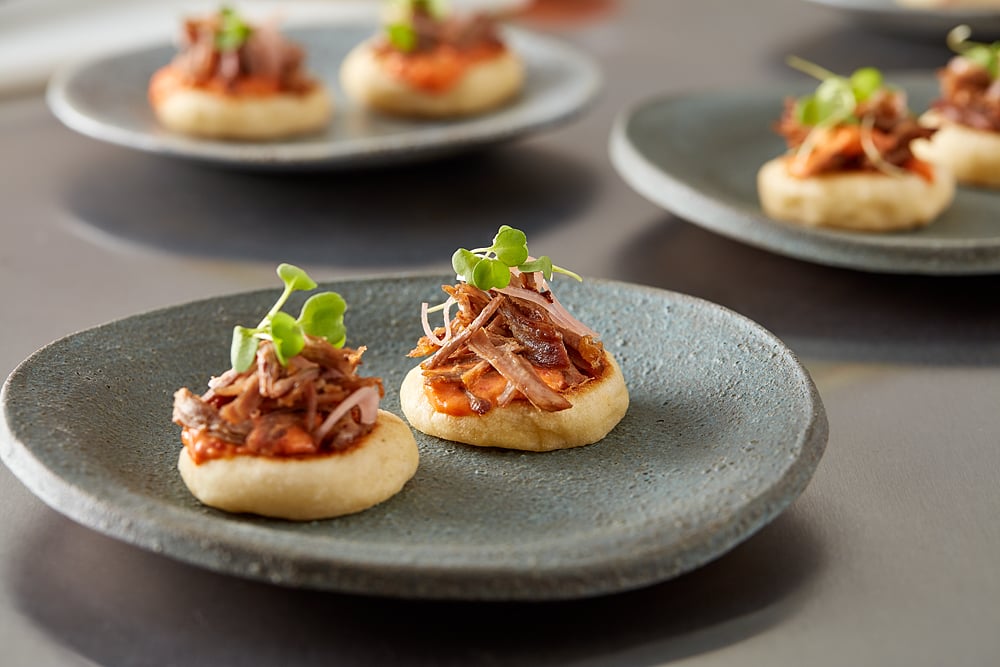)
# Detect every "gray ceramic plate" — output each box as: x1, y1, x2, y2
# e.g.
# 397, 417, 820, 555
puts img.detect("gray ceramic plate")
0, 276, 827, 600
46, 25, 600, 169
610, 74, 1000, 275
802, 0, 1000, 39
